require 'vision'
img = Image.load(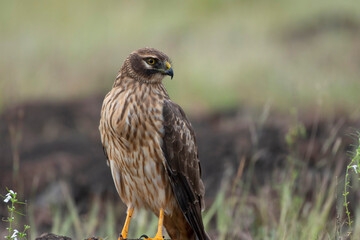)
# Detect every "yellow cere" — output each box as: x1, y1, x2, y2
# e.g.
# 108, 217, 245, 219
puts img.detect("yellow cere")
165, 61, 171, 70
